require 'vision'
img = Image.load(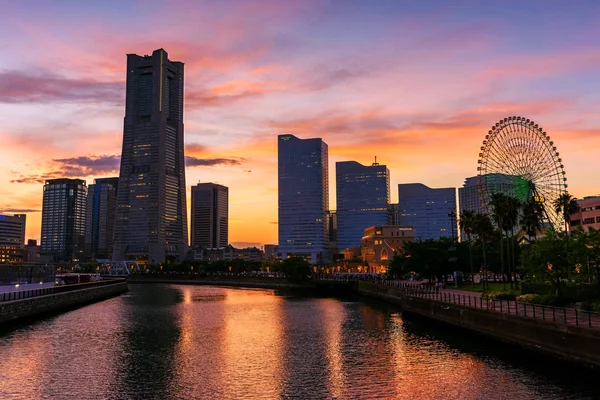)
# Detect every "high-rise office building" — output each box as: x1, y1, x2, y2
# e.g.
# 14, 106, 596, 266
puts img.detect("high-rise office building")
388, 203, 400, 225
191, 183, 229, 249
40, 179, 87, 262
458, 174, 525, 239
278, 134, 329, 264
0, 214, 26, 263
85, 177, 119, 261
336, 160, 390, 250
459, 174, 526, 214
398, 183, 457, 240
113, 48, 188, 263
